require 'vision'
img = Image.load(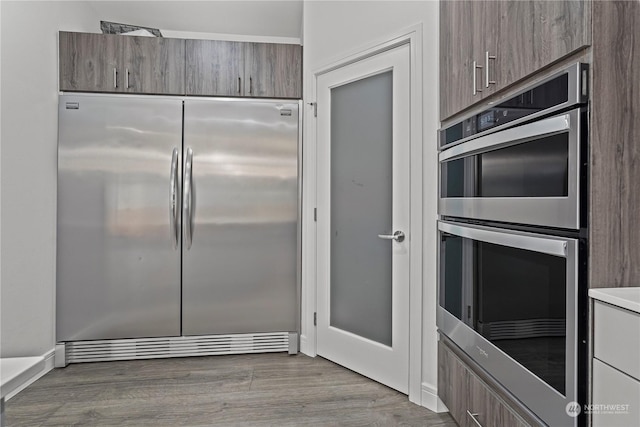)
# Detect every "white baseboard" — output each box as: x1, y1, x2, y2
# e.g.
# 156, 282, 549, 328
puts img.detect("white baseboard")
300, 334, 309, 355
5, 349, 55, 401
421, 381, 449, 413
